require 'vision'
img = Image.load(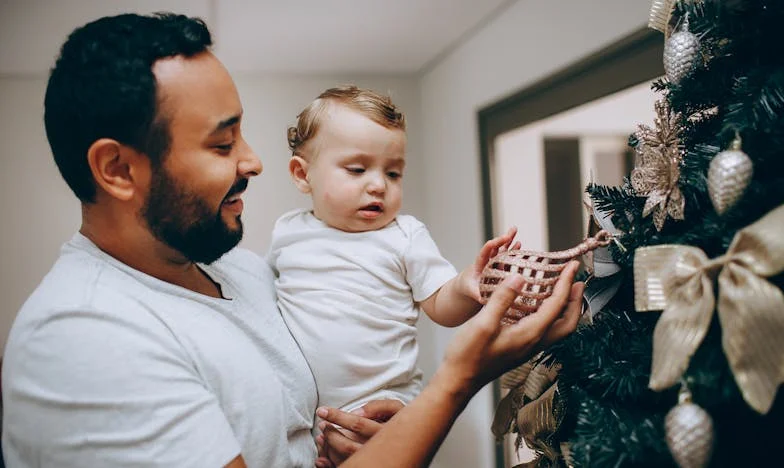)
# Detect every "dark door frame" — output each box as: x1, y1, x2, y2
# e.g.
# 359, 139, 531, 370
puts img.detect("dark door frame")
477, 27, 664, 468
